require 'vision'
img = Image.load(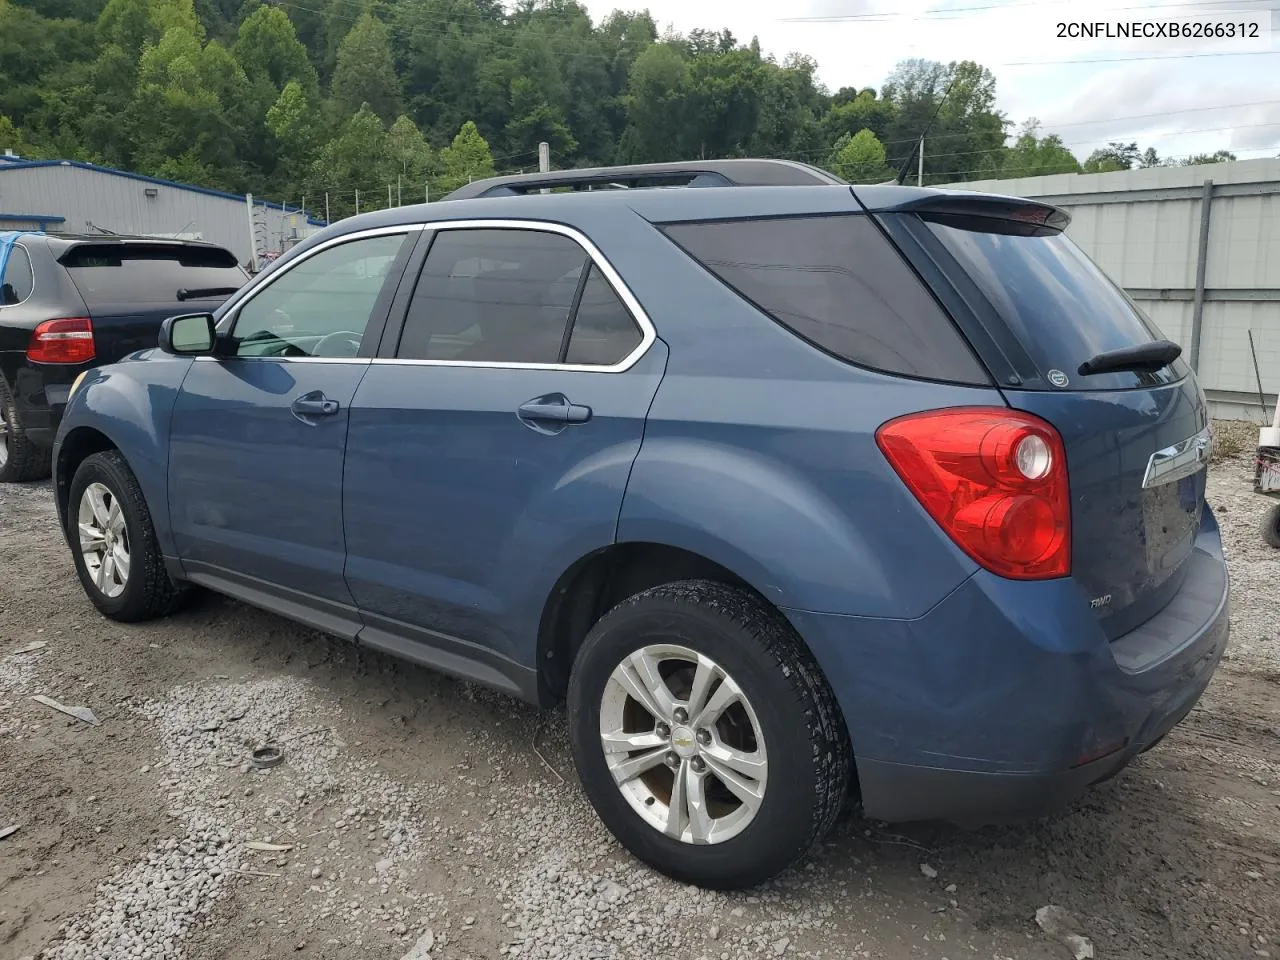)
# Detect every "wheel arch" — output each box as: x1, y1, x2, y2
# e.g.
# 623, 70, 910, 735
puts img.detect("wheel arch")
535, 541, 848, 729
55, 425, 121, 531
537, 542, 757, 704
